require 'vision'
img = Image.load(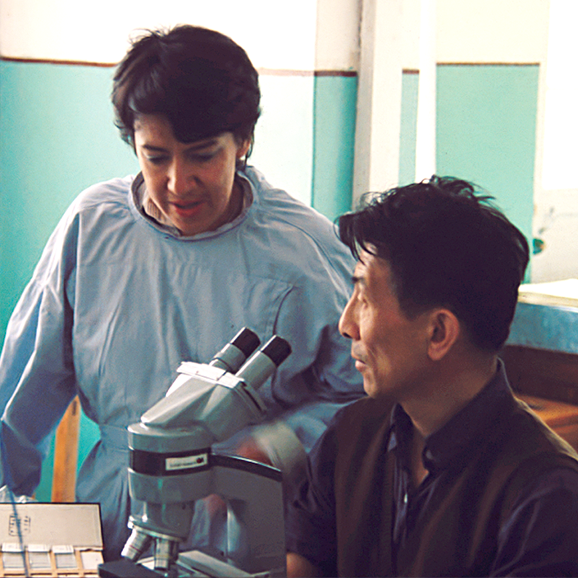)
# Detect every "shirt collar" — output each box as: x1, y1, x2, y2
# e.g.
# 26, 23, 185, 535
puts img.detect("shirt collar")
388, 360, 514, 474
130, 170, 254, 240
